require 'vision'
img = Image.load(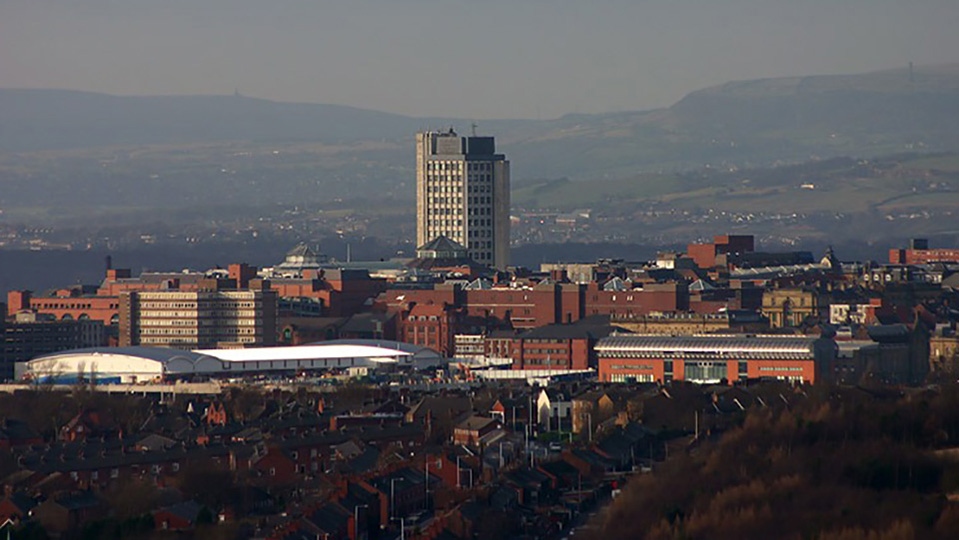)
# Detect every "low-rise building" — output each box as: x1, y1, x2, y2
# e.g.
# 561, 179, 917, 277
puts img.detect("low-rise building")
596, 334, 837, 385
